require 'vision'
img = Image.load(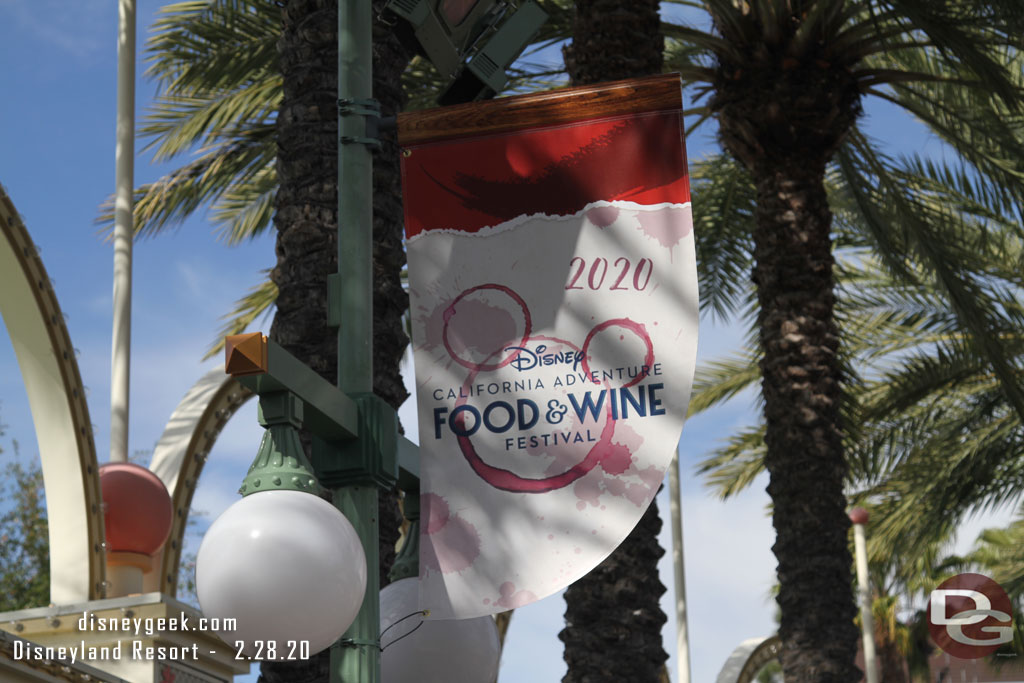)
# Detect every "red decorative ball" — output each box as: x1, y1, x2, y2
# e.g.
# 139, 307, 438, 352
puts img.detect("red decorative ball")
848, 507, 870, 525
99, 463, 173, 555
